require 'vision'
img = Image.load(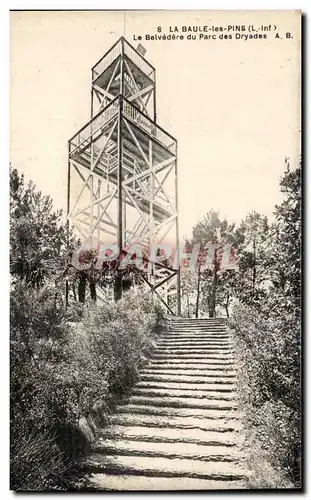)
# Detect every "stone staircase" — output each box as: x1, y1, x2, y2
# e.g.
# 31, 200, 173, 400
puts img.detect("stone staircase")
86, 317, 249, 490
